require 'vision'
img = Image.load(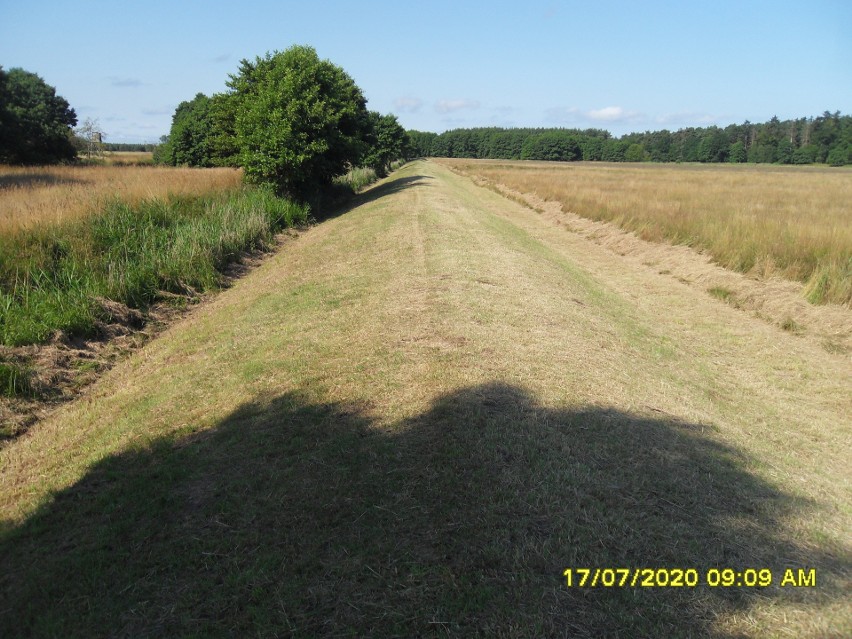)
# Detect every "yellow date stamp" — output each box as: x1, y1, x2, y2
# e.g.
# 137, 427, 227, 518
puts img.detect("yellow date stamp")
563, 567, 816, 588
